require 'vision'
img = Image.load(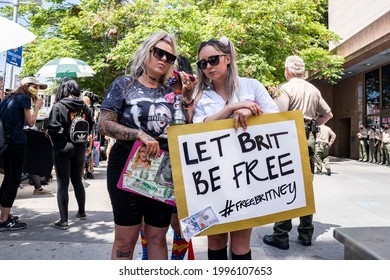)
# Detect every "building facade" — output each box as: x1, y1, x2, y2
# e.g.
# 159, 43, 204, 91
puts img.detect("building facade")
312, 0, 390, 159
